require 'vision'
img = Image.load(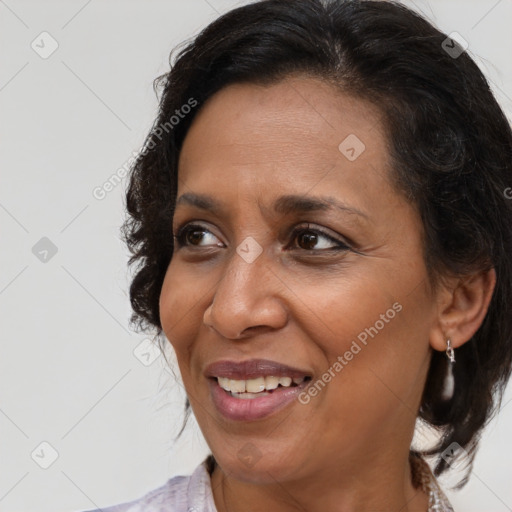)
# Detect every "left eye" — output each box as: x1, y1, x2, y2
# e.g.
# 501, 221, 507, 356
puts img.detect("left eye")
288, 227, 349, 251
